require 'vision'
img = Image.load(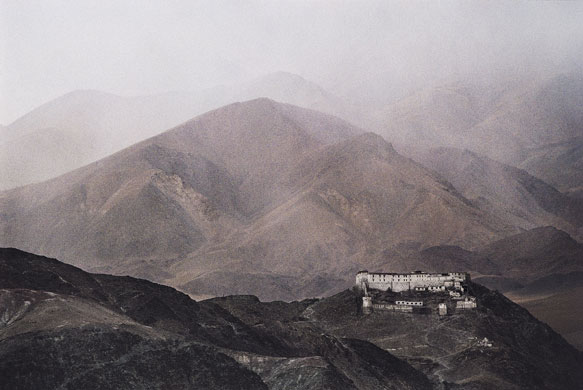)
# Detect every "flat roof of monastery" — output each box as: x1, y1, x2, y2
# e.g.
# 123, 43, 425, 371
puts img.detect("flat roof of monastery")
357, 270, 465, 276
